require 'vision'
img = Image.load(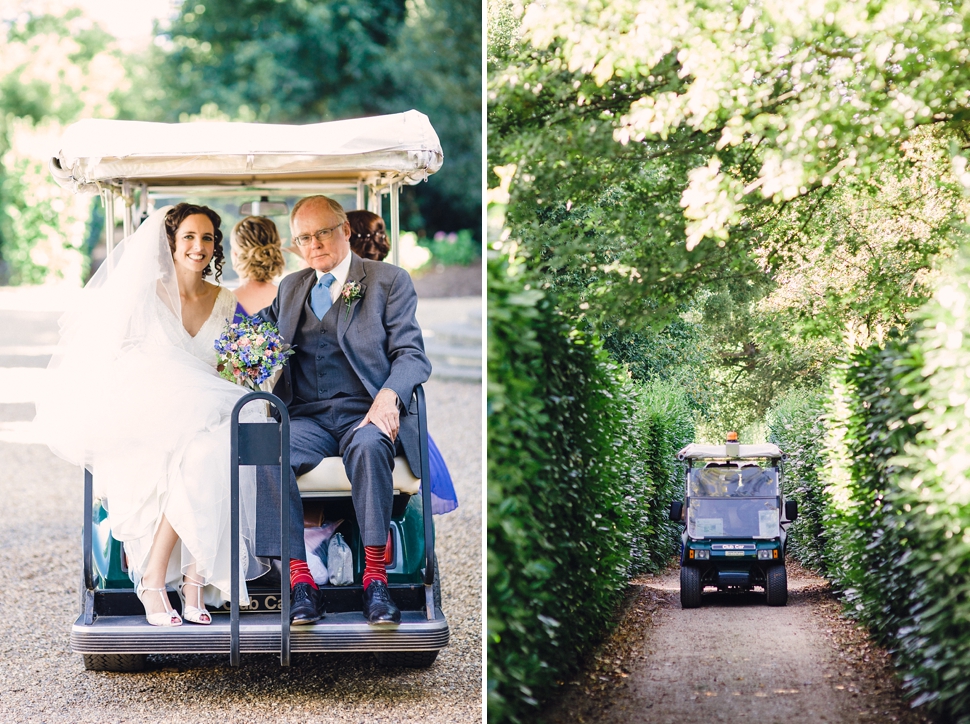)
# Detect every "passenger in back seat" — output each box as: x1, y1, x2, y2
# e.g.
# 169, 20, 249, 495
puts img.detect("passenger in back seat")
347, 210, 459, 517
